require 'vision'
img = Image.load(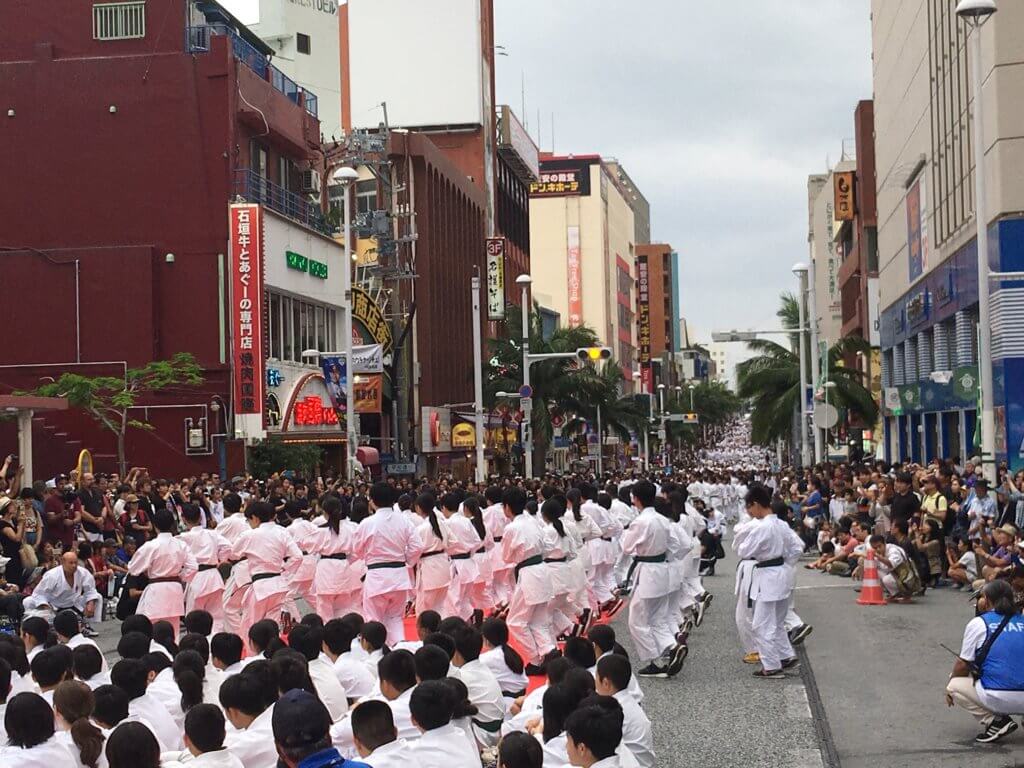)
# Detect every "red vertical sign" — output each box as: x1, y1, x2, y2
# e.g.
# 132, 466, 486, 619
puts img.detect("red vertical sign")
229, 204, 265, 415
567, 225, 582, 327
637, 254, 652, 393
